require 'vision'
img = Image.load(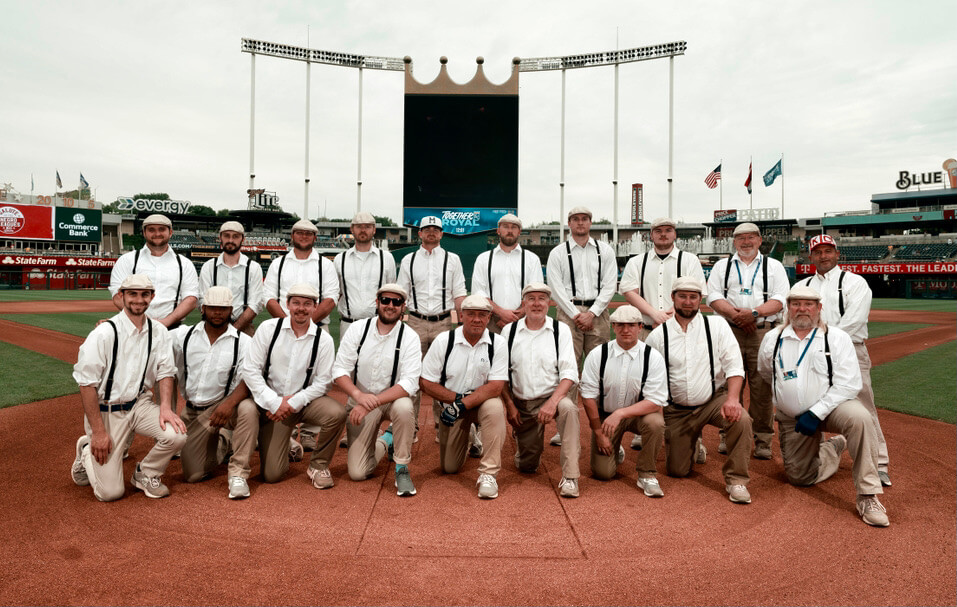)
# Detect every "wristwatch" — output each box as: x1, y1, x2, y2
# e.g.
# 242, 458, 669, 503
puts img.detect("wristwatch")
751, 309, 759, 318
